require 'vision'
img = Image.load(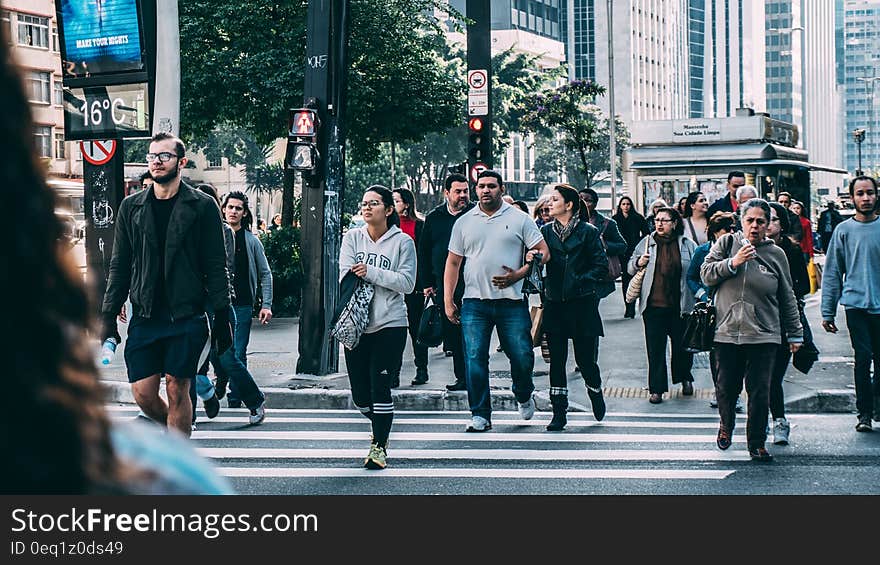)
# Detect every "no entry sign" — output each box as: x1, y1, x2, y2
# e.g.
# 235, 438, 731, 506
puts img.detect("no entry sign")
470, 162, 488, 183
80, 140, 117, 165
